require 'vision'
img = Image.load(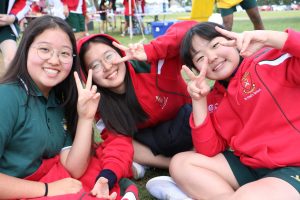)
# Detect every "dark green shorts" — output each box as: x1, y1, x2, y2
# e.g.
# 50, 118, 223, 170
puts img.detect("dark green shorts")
220, 0, 257, 16
124, 15, 130, 23
0, 25, 17, 43
223, 151, 300, 192
66, 12, 85, 33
